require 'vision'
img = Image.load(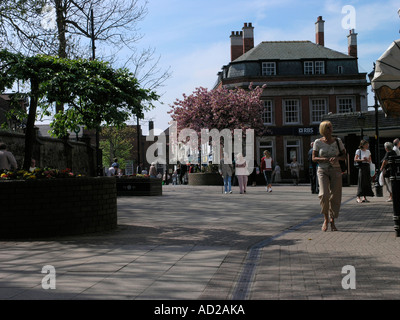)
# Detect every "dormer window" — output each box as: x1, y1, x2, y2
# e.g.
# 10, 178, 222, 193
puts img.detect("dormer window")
262, 62, 276, 76
304, 61, 325, 75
